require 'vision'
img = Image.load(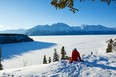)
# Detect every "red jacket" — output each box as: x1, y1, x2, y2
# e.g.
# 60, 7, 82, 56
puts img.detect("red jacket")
70, 49, 81, 62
